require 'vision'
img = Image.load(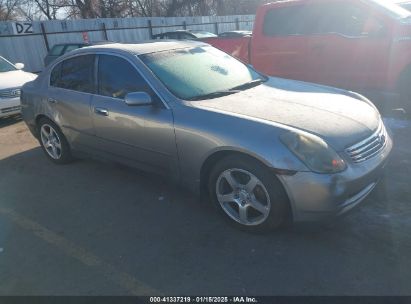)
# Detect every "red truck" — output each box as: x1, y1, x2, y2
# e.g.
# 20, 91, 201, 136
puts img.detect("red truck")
205, 0, 411, 113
